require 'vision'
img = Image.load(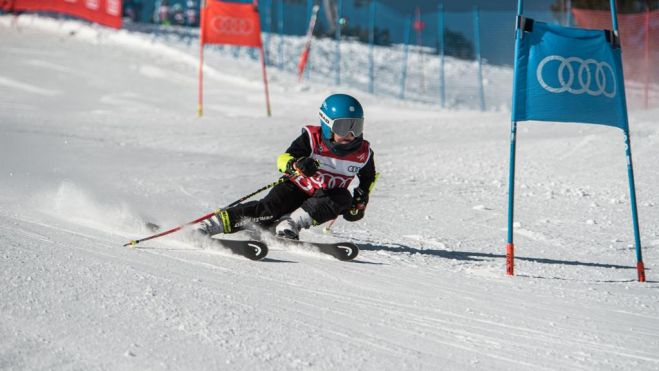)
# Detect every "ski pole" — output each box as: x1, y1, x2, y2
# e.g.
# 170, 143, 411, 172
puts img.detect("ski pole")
323, 218, 338, 234
123, 177, 287, 247
323, 209, 359, 234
